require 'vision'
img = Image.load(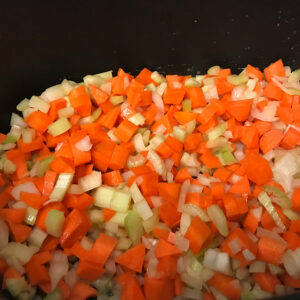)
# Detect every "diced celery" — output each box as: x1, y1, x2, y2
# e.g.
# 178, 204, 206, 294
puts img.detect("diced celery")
117, 237, 132, 250
203, 77, 215, 86
129, 182, 144, 203
147, 133, 165, 150
262, 185, 292, 208
173, 126, 187, 142
207, 66, 220, 76
0, 242, 37, 265
88, 208, 104, 224
110, 190, 131, 212
258, 191, 285, 230
22, 108, 37, 119
49, 173, 74, 201
22, 128, 35, 143
43, 288, 61, 300
6, 277, 29, 298
58, 107, 74, 119
78, 170, 102, 192
3, 158, 16, 174
96, 275, 115, 297
156, 82, 167, 96
36, 155, 54, 177
17, 286, 36, 300
283, 208, 300, 221
142, 208, 159, 233
185, 120, 196, 135
151, 71, 165, 84
128, 113, 145, 126
142, 129, 150, 146
110, 95, 125, 105
5, 125, 22, 144
24, 207, 38, 226
48, 117, 71, 137
207, 205, 229, 237
17, 99, 30, 112
227, 73, 249, 85
216, 150, 235, 165
288, 69, 300, 83
98, 71, 113, 80
94, 186, 115, 208
145, 83, 156, 92
125, 210, 144, 245
91, 107, 102, 122
195, 75, 205, 84
206, 122, 227, 141
183, 204, 210, 222
45, 209, 65, 238
182, 99, 192, 112
29, 96, 50, 114
134, 200, 153, 221
28, 227, 47, 248
184, 78, 201, 87
109, 212, 127, 226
